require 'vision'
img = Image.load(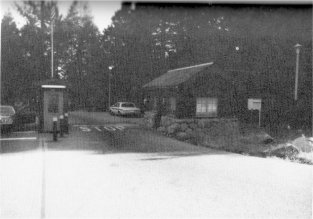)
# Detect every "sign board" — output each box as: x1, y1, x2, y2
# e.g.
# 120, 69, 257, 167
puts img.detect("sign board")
248, 98, 262, 127
248, 98, 262, 111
